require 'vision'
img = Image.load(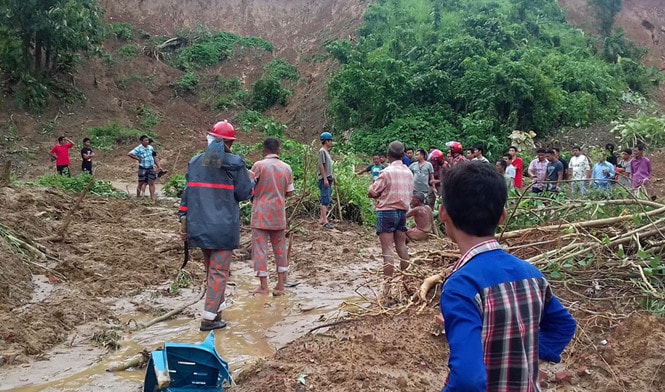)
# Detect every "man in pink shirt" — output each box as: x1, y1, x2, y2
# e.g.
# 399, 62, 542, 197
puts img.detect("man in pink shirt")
249, 138, 294, 296
49, 136, 75, 176
369, 141, 414, 278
